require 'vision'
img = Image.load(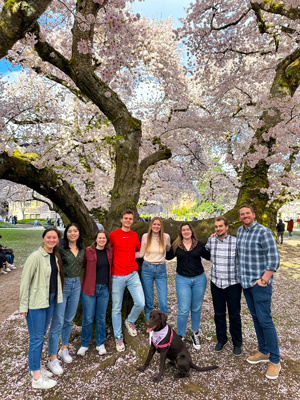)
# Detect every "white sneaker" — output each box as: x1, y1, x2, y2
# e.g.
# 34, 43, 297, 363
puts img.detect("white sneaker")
1, 270, 8, 274
77, 346, 89, 356
47, 359, 63, 375
32, 374, 57, 389
96, 344, 107, 355
58, 348, 73, 363
4, 267, 11, 272
8, 264, 16, 269
30, 367, 53, 378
